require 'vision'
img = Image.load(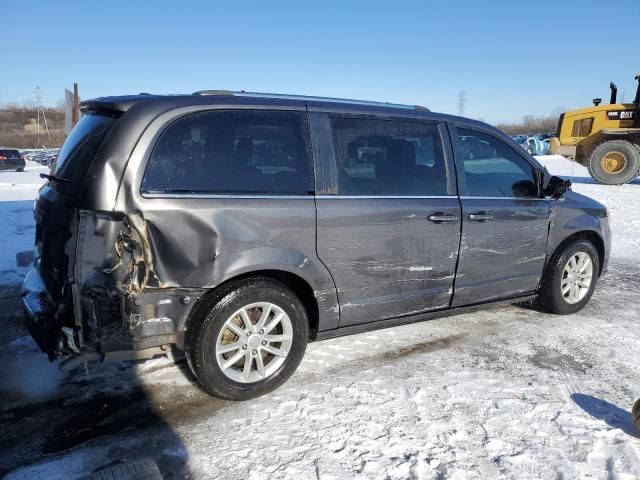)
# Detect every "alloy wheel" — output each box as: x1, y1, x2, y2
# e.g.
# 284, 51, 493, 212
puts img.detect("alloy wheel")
215, 302, 293, 383
561, 252, 593, 304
